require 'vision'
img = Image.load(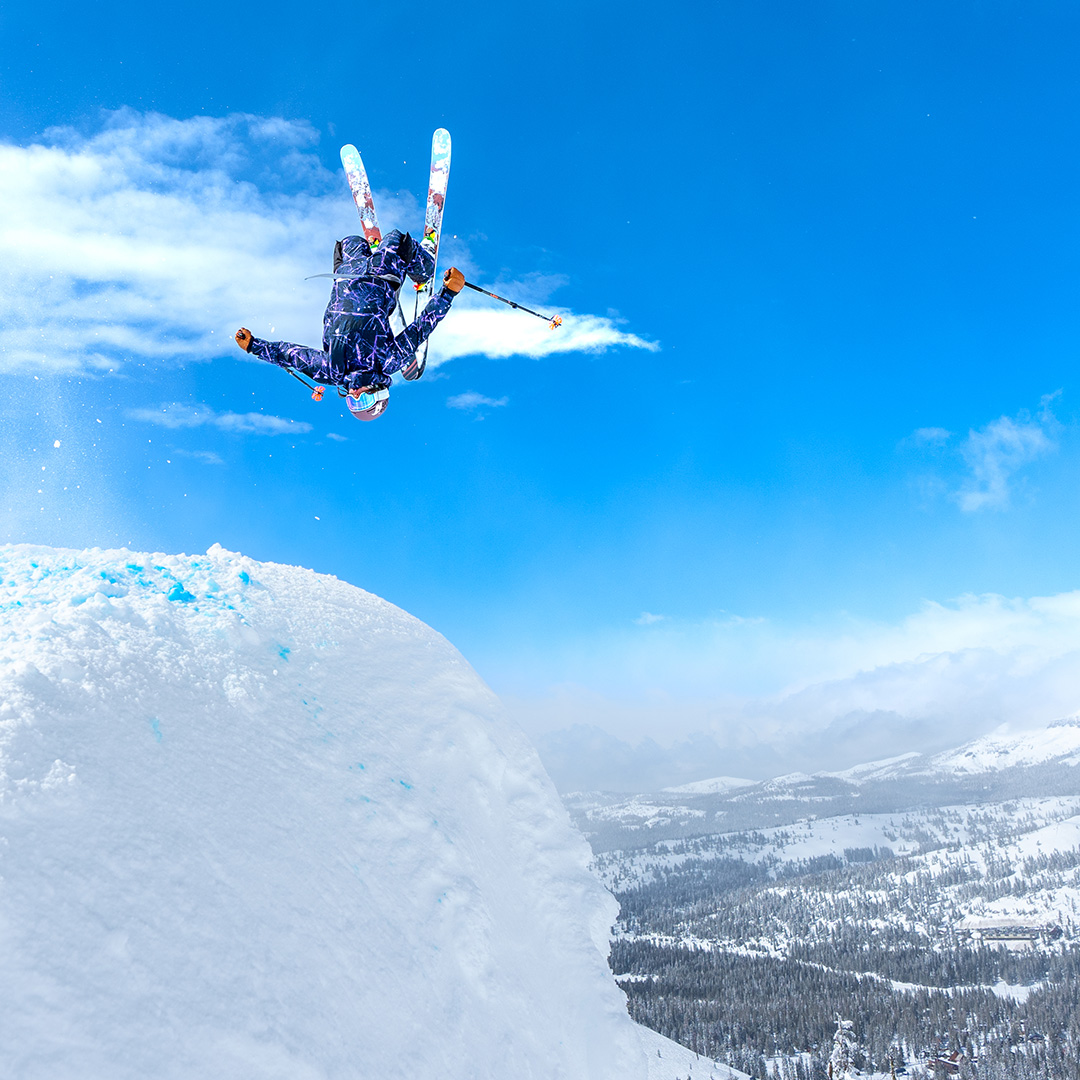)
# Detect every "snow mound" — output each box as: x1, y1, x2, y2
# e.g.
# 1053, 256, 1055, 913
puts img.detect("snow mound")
0, 544, 645, 1080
